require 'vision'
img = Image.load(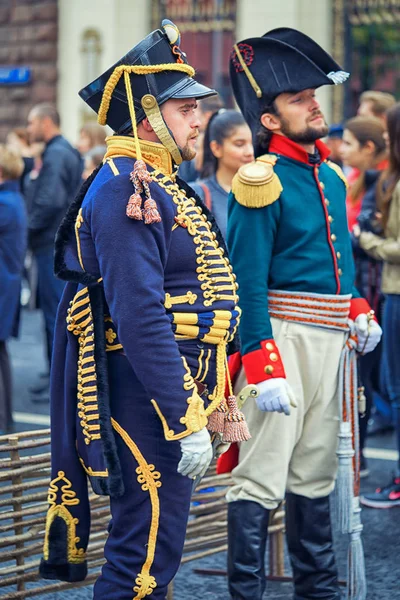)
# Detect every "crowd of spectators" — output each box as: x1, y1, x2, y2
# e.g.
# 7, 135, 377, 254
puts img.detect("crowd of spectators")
0, 106, 106, 426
